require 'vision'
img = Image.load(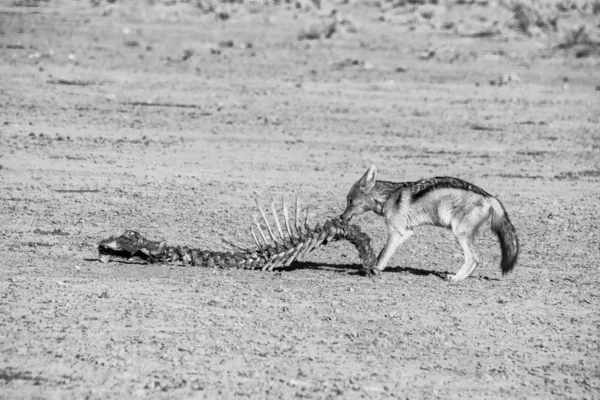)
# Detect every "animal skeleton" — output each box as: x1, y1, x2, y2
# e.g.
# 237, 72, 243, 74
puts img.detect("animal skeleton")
98, 197, 375, 271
